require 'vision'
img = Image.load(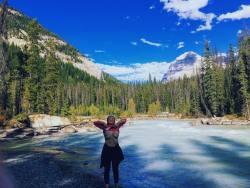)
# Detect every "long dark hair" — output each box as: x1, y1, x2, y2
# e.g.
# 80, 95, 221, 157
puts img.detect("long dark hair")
107, 115, 115, 122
